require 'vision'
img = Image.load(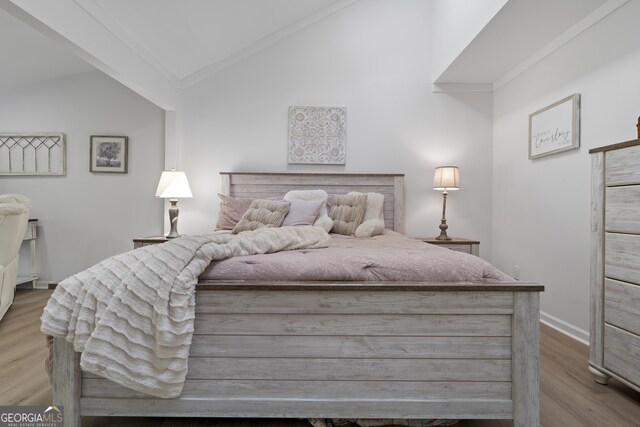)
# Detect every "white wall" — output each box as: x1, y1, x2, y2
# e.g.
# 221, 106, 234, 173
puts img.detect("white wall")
492, 0, 640, 338
176, 0, 495, 257
0, 70, 165, 284
430, 0, 507, 81
4, 0, 181, 110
